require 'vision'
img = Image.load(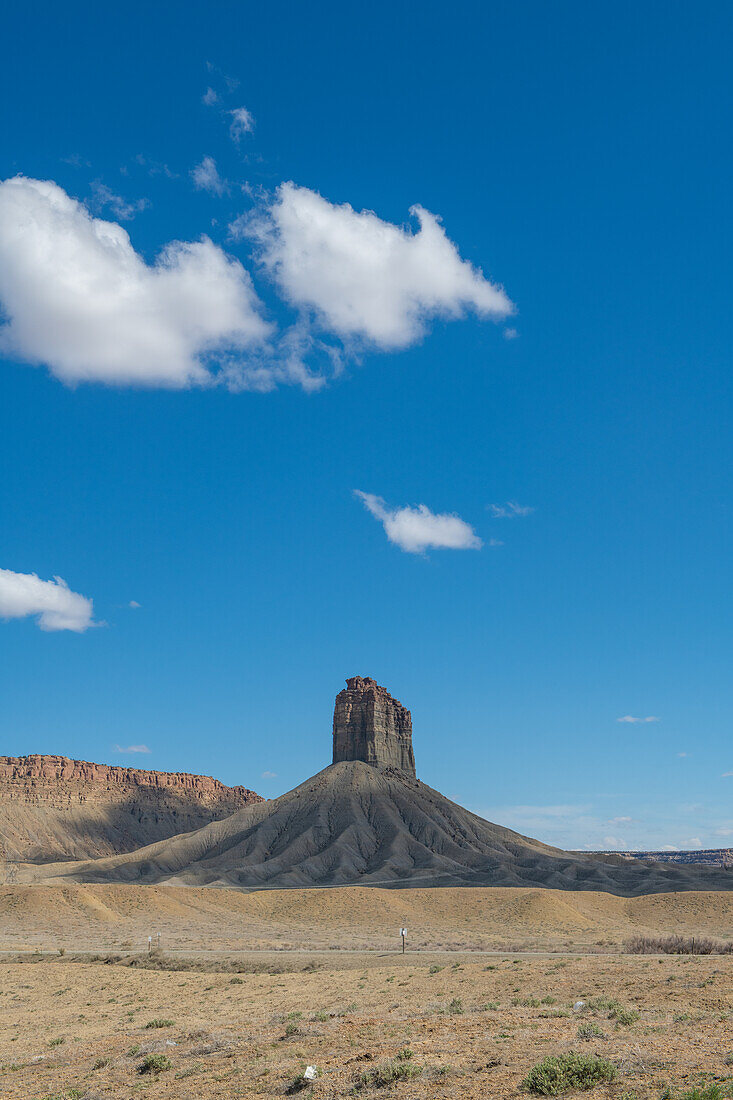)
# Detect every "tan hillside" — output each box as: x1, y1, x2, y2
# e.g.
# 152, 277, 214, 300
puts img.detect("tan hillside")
5, 882, 733, 953
0, 755, 262, 862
